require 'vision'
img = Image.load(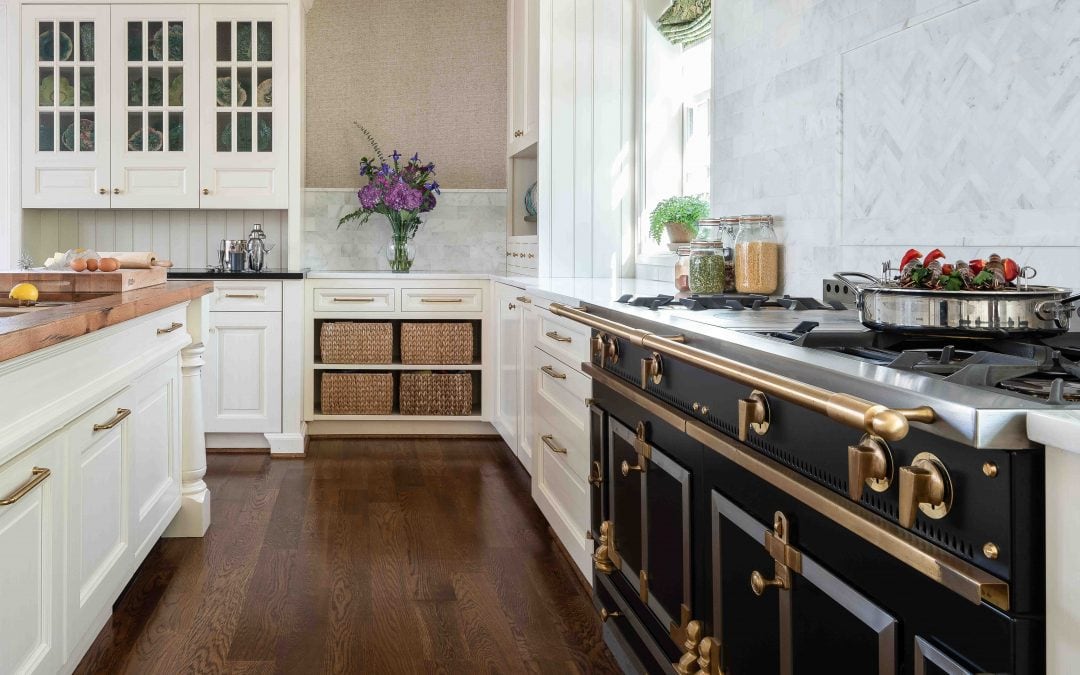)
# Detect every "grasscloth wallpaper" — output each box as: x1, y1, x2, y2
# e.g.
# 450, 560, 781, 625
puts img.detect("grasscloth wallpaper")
305, 0, 507, 189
